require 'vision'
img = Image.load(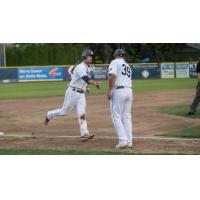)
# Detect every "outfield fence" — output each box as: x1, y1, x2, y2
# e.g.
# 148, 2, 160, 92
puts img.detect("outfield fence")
0, 61, 198, 83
